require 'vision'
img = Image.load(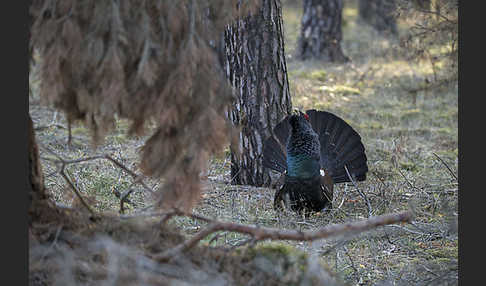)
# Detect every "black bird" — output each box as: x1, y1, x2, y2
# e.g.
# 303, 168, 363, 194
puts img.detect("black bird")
263, 110, 368, 214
